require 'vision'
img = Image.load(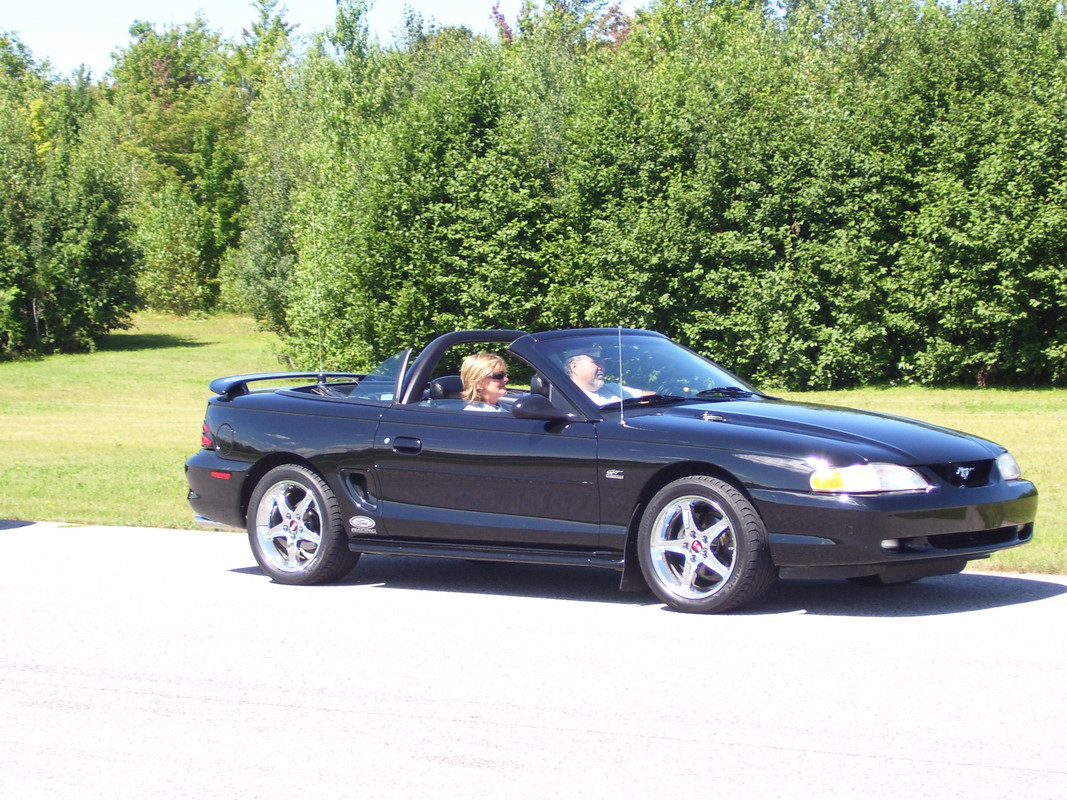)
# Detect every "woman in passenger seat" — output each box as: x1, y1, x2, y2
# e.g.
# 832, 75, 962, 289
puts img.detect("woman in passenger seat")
460, 352, 509, 412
